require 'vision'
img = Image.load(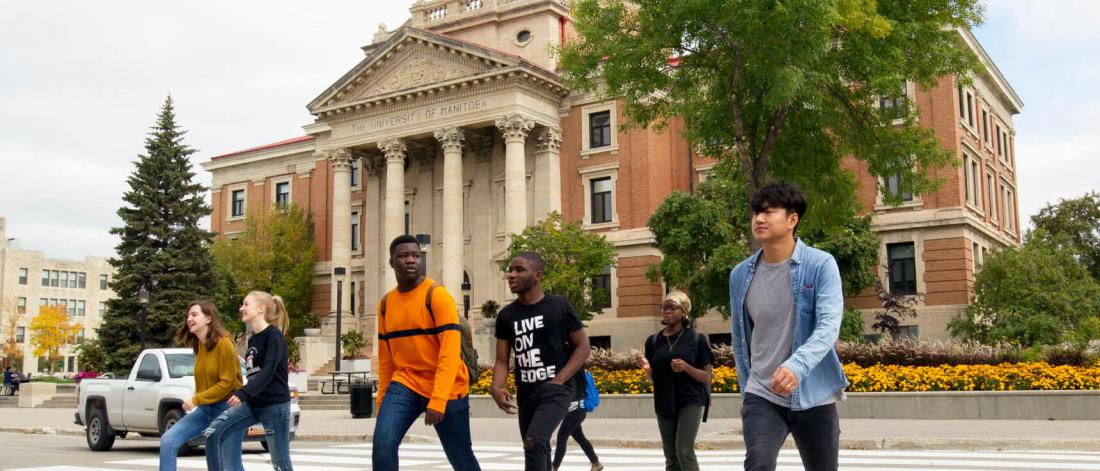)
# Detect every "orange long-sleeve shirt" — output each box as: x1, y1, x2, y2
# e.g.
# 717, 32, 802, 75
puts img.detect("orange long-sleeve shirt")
192, 336, 244, 405
376, 278, 469, 413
